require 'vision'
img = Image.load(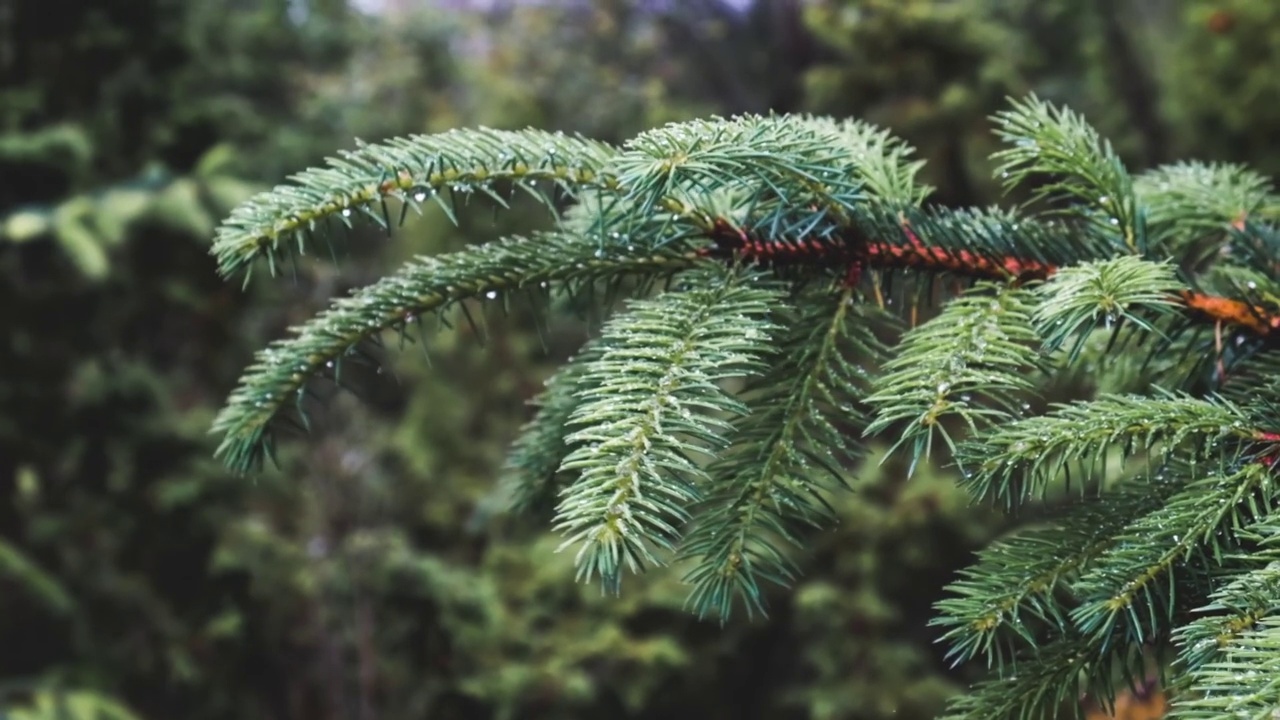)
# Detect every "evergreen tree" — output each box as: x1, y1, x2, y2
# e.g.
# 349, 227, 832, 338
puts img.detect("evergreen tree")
209, 95, 1280, 718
